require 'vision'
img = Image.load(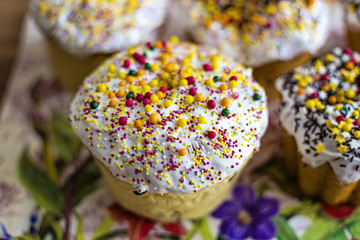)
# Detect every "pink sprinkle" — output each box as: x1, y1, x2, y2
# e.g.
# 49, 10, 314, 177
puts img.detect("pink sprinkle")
354, 120, 359, 126
145, 92, 152, 98
186, 76, 195, 85
208, 131, 216, 139
189, 88, 197, 96
123, 59, 130, 68
138, 56, 146, 65
160, 86, 167, 92
136, 94, 144, 102
126, 99, 133, 107
310, 92, 318, 99
203, 64, 212, 71
119, 117, 127, 126
345, 48, 352, 54
336, 115, 345, 123
133, 52, 141, 59
320, 74, 329, 81
230, 76, 237, 81
143, 98, 151, 105
207, 100, 216, 109
233, 92, 239, 99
